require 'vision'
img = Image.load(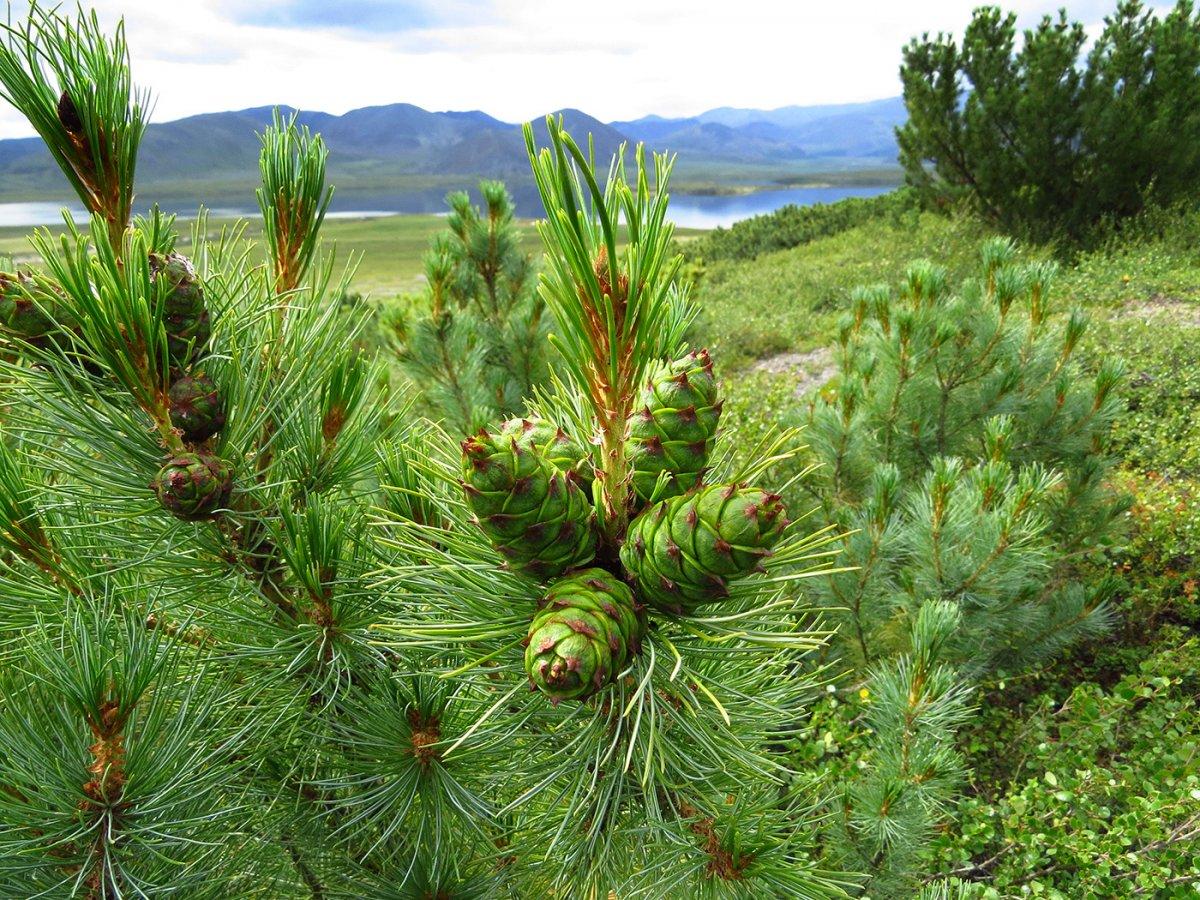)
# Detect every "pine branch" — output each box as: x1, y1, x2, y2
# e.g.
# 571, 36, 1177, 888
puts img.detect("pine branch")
257, 110, 333, 299
524, 118, 685, 541
31, 219, 183, 450
0, 428, 79, 590
0, 3, 148, 251
0, 13, 863, 890
837, 601, 974, 891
